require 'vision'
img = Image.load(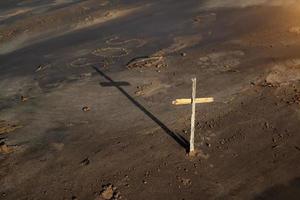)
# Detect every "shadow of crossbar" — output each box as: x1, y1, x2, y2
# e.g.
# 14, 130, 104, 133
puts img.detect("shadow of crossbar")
93, 66, 189, 151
